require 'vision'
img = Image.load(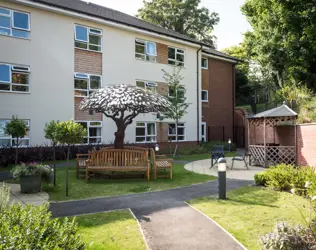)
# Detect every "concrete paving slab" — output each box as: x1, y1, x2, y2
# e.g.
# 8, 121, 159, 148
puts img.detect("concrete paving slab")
9, 184, 49, 207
